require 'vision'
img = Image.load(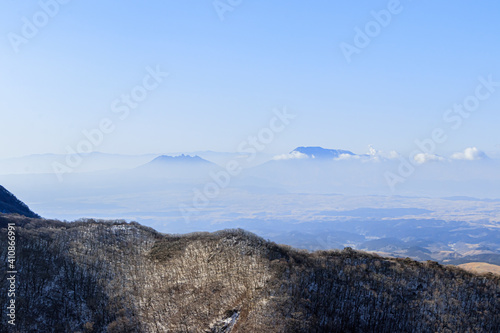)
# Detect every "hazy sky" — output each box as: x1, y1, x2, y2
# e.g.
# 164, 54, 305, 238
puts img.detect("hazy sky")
1, 1, 499, 159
